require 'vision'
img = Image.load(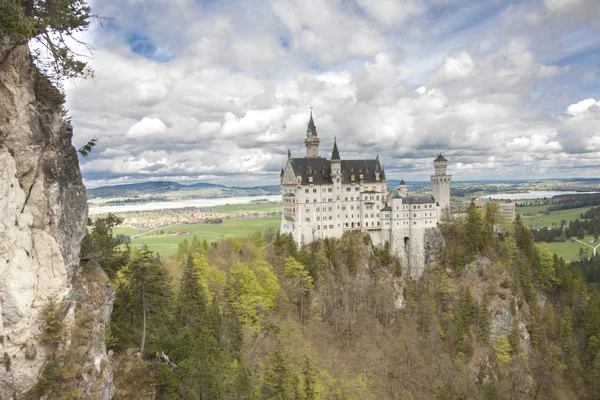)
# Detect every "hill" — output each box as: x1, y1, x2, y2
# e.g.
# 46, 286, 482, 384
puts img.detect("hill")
82, 204, 600, 399
87, 180, 281, 204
